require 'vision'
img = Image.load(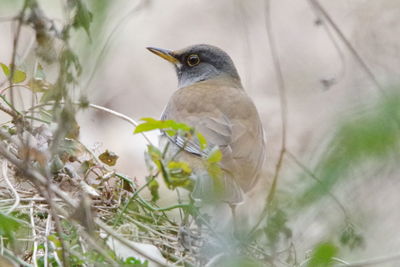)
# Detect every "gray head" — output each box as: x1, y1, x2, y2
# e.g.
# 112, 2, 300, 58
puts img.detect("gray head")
147, 44, 241, 88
